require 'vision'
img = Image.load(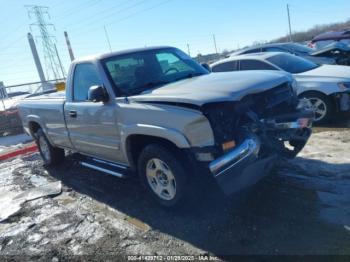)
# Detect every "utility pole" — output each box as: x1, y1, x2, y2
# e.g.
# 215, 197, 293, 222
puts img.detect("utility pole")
287, 4, 293, 42
187, 43, 191, 57
27, 32, 48, 90
104, 25, 113, 52
64, 31, 75, 61
0, 82, 7, 111
213, 34, 218, 55
54, 44, 66, 78
26, 5, 64, 80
